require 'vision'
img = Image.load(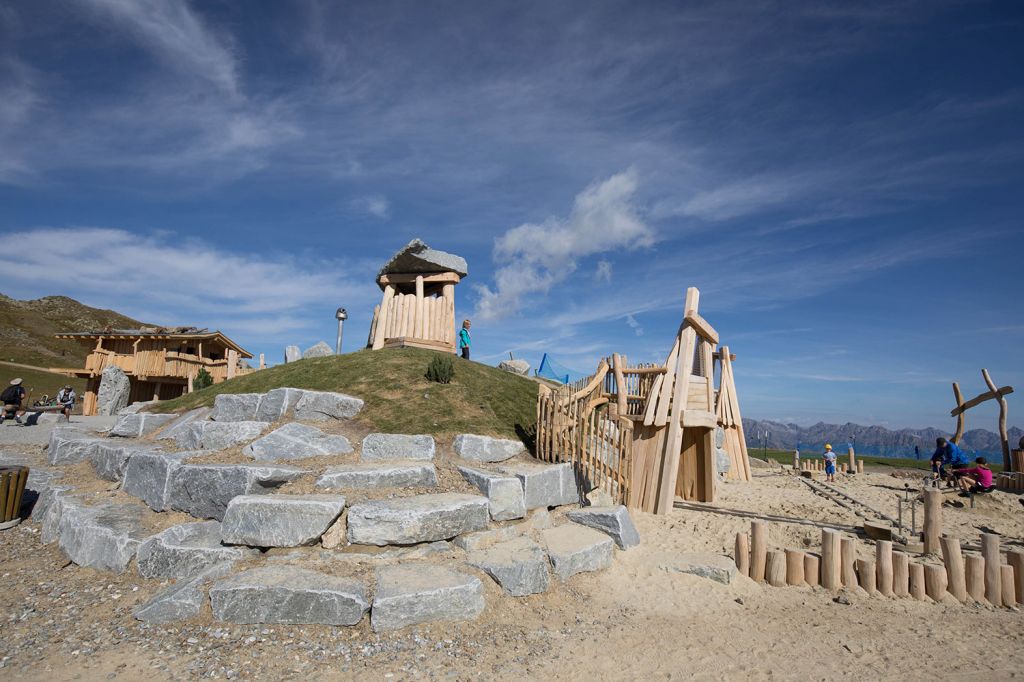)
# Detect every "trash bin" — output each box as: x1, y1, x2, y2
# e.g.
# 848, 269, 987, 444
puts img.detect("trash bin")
0, 465, 29, 530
